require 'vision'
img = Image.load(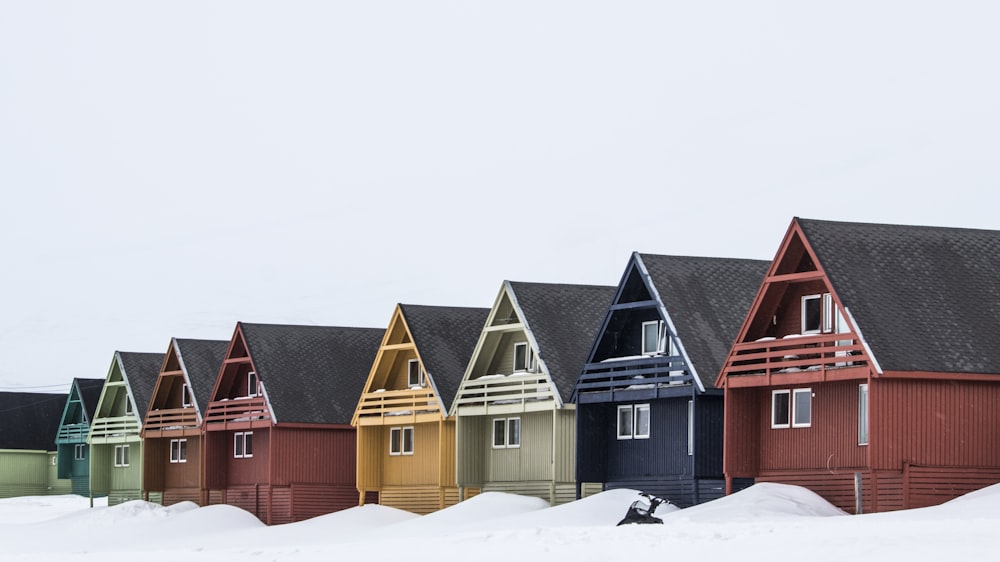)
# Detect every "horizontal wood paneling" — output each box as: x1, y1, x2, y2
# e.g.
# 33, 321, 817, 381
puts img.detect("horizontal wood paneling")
291, 483, 359, 520
381, 485, 447, 515
906, 465, 1000, 509
482, 480, 576, 505
163, 488, 201, 506
757, 469, 905, 514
